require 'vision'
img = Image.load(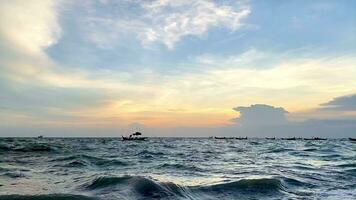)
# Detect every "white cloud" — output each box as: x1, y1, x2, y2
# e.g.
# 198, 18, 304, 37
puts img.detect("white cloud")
86, 0, 250, 49
195, 49, 267, 69
139, 0, 250, 49
0, 0, 62, 85
0, 0, 61, 56
233, 104, 288, 126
